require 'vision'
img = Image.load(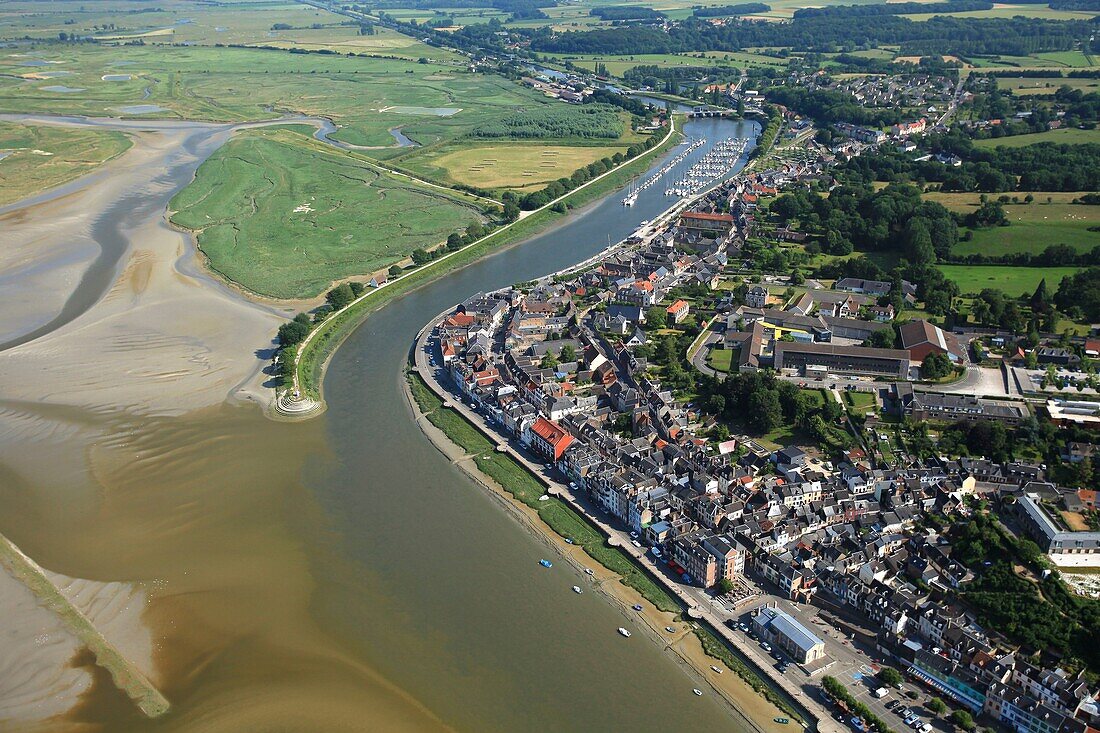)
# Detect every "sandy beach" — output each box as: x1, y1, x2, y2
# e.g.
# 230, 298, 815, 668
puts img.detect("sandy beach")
0, 116, 285, 413
0, 116, 283, 727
